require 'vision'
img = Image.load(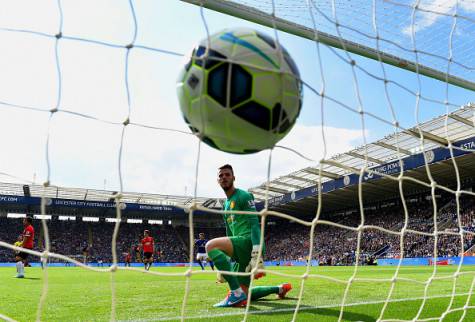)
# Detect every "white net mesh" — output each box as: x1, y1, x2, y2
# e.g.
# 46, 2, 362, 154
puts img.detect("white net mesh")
189, 0, 475, 89
0, 0, 475, 321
